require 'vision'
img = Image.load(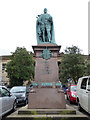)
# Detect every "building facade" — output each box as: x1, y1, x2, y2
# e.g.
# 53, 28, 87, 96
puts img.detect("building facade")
0, 56, 10, 85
